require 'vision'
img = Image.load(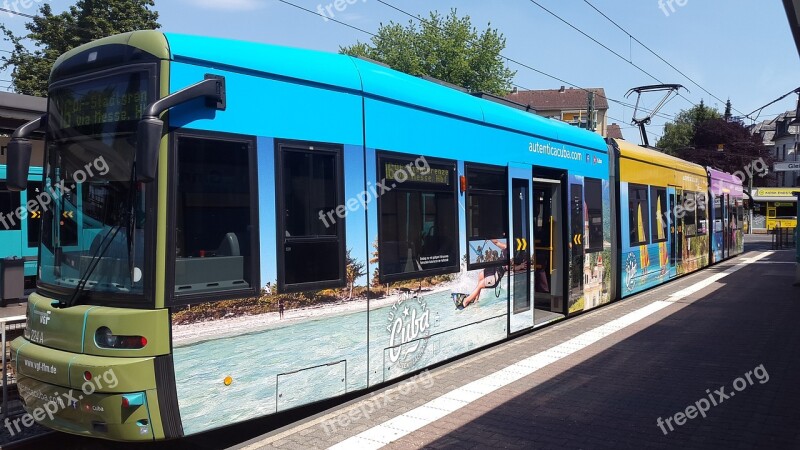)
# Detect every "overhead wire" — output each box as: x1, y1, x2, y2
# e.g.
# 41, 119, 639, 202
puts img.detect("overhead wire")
580, 0, 752, 120
371, 0, 680, 122
524, 0, 726, 122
